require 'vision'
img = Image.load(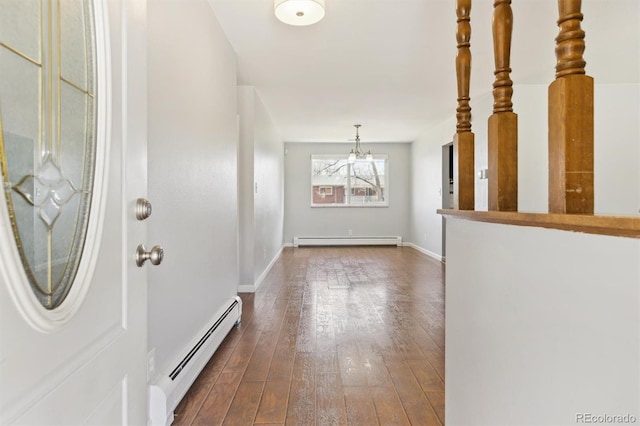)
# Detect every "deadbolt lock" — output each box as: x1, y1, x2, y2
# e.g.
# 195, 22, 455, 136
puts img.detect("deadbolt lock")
135, 198, 152, 221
